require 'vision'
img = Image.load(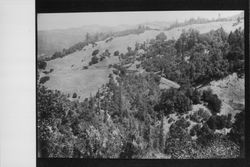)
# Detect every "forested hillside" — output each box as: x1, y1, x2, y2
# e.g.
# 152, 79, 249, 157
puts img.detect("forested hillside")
37, 24, 245, 158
